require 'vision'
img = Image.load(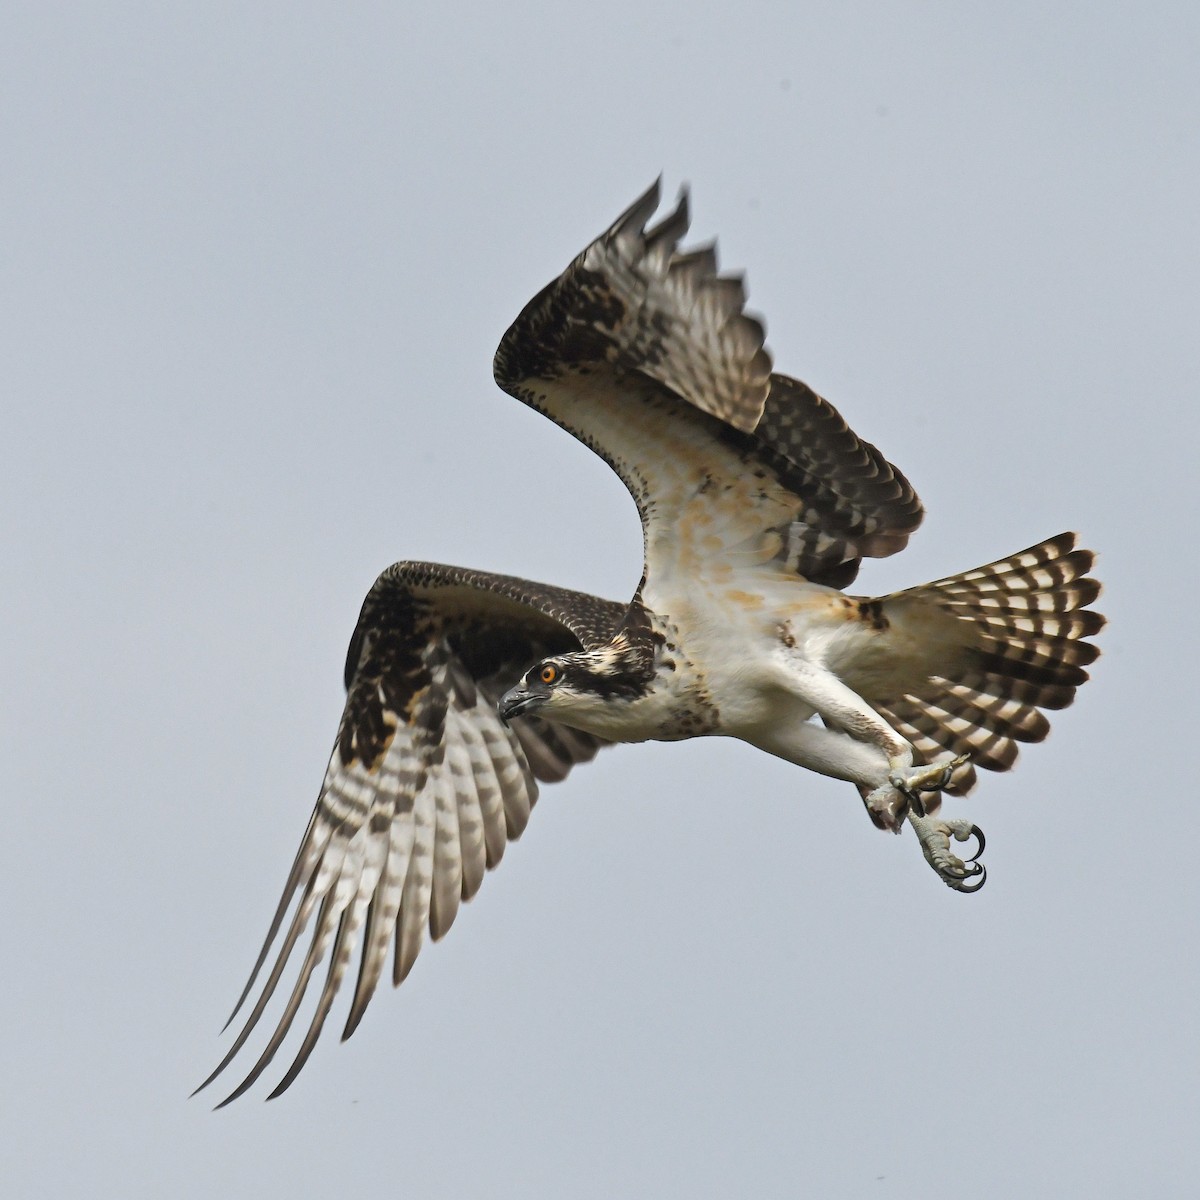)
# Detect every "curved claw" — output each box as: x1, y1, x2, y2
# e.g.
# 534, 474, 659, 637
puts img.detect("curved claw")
960, 825, 979, 864
943, 861, 987, 893
936, 860, 972, 880
909, 812, 988, 894
948, 823, 986, 863
932, 850, 986, 891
